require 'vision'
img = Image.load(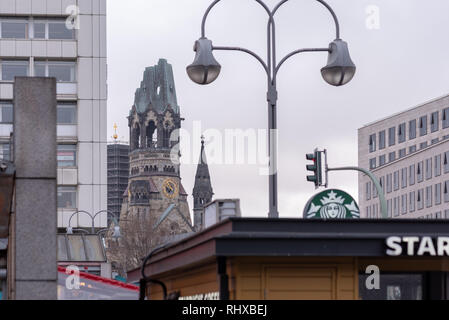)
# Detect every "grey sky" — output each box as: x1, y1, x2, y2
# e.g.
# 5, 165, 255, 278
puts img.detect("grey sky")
107, 0, 449, 218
